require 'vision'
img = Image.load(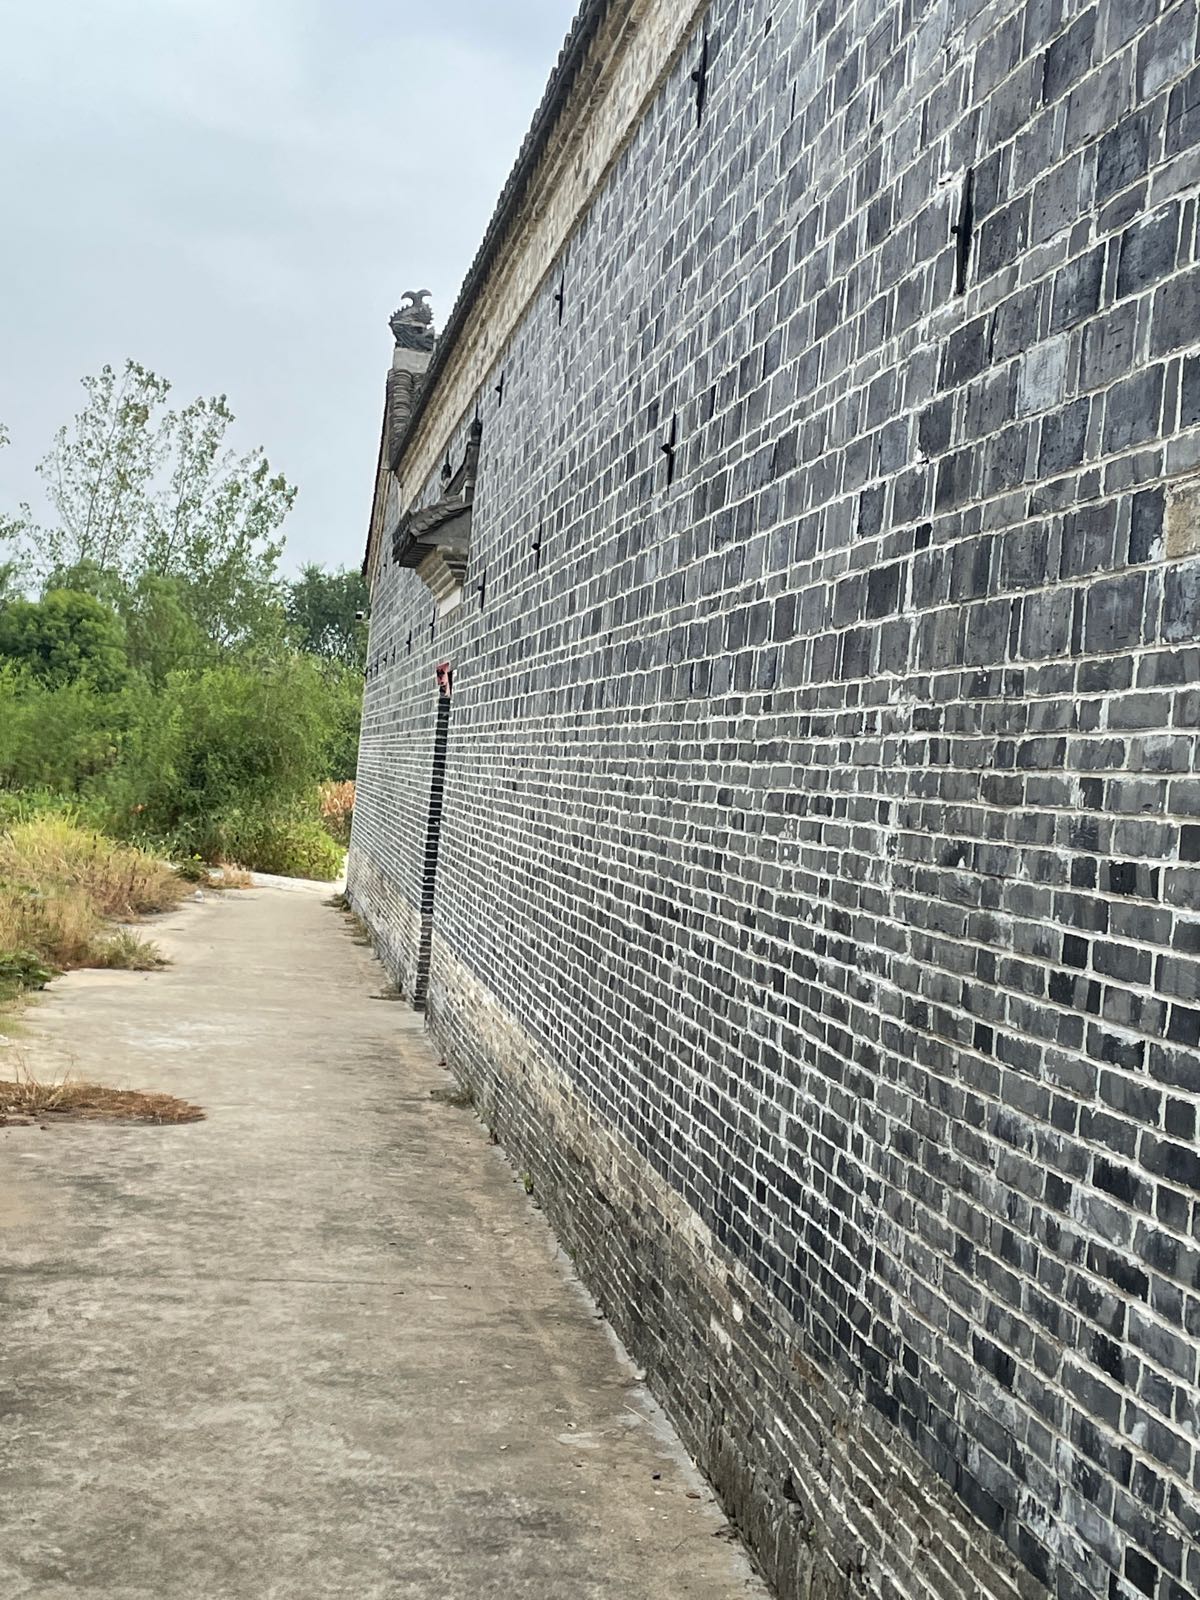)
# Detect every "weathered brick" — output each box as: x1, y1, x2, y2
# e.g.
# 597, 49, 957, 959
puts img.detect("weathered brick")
1097, 112, 1151, 202
1050, 246, 1105, 330
1116, 204, 1180, 300
1044, 8, 1097, 104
